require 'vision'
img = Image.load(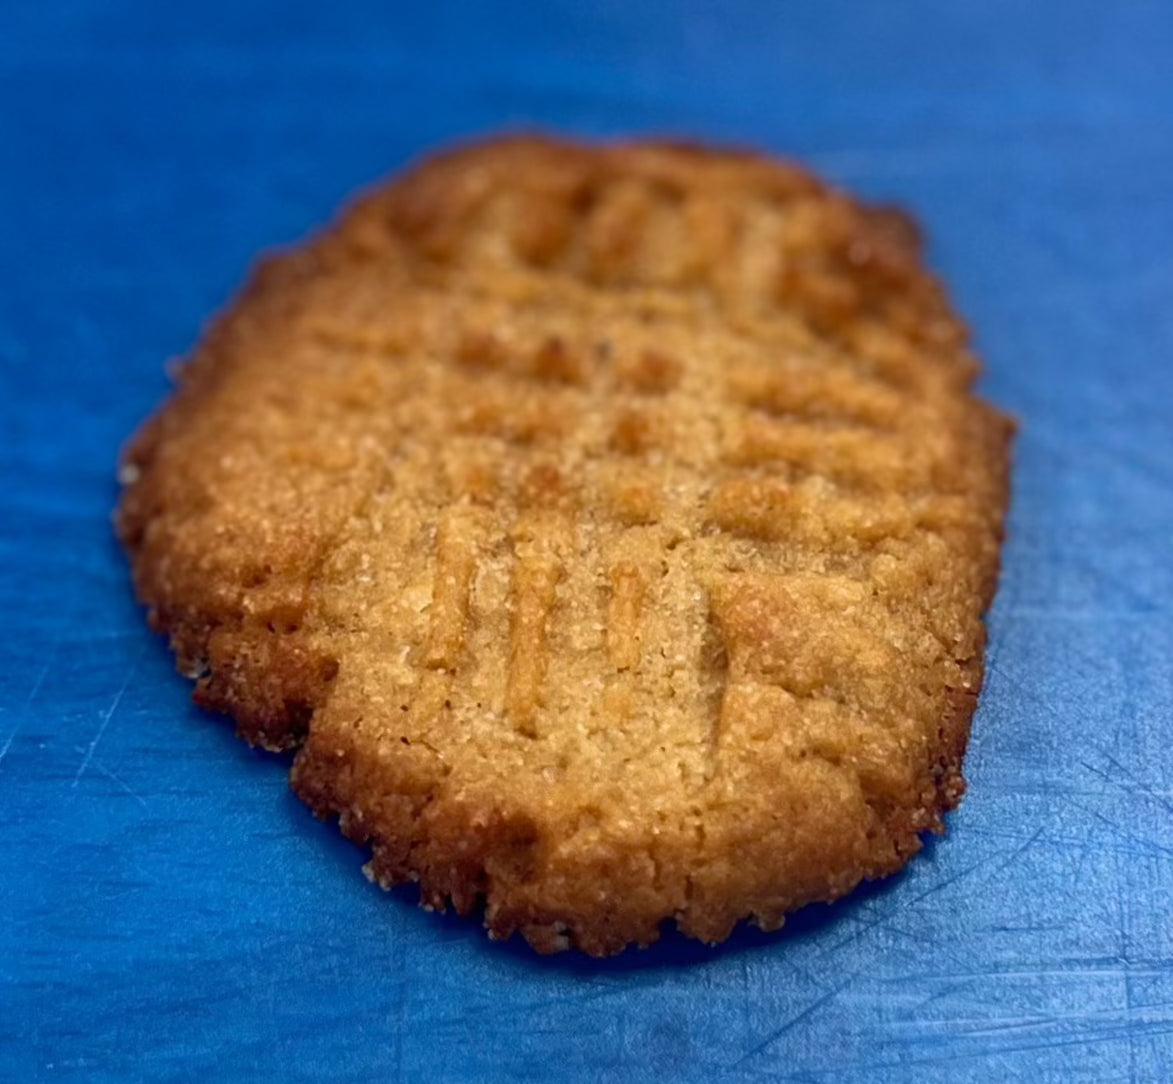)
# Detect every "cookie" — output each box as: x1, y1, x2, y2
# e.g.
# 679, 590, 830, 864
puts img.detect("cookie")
117, 134, 1013, 956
